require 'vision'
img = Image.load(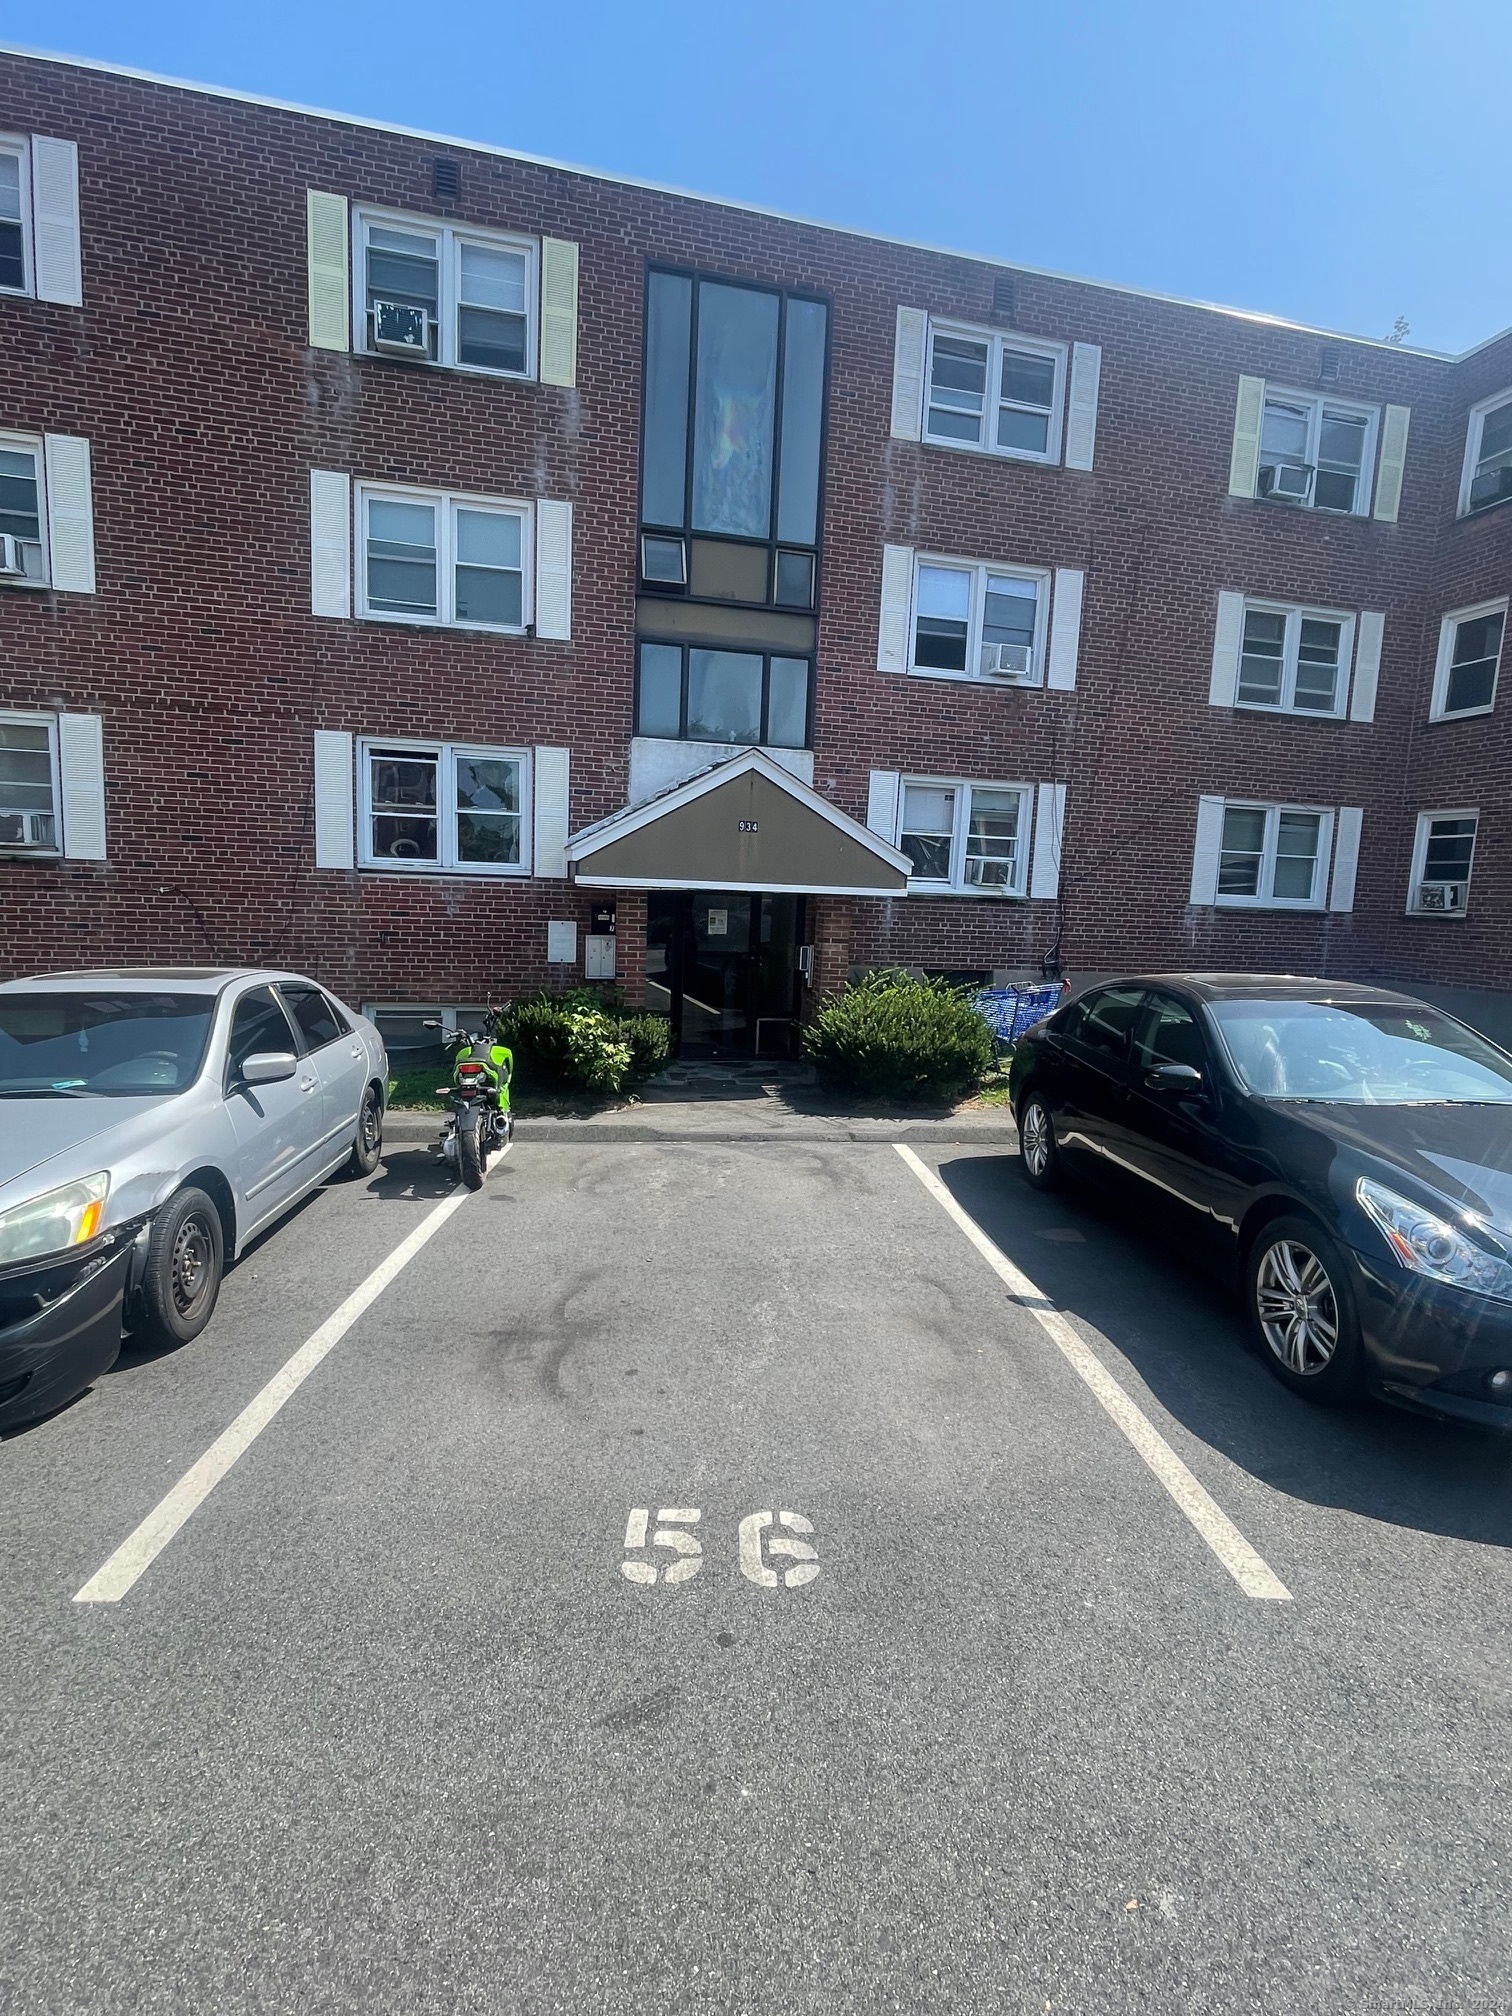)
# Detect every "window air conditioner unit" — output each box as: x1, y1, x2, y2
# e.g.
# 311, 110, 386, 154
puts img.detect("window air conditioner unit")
0, 810, 54, 848
0, 534, 27, 578
1416, 880, 1467, 913
1468, 465, 1512, 512
1258, 461, 1314, 502
371, 300, 430, 359
979, 641, 1034, 678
